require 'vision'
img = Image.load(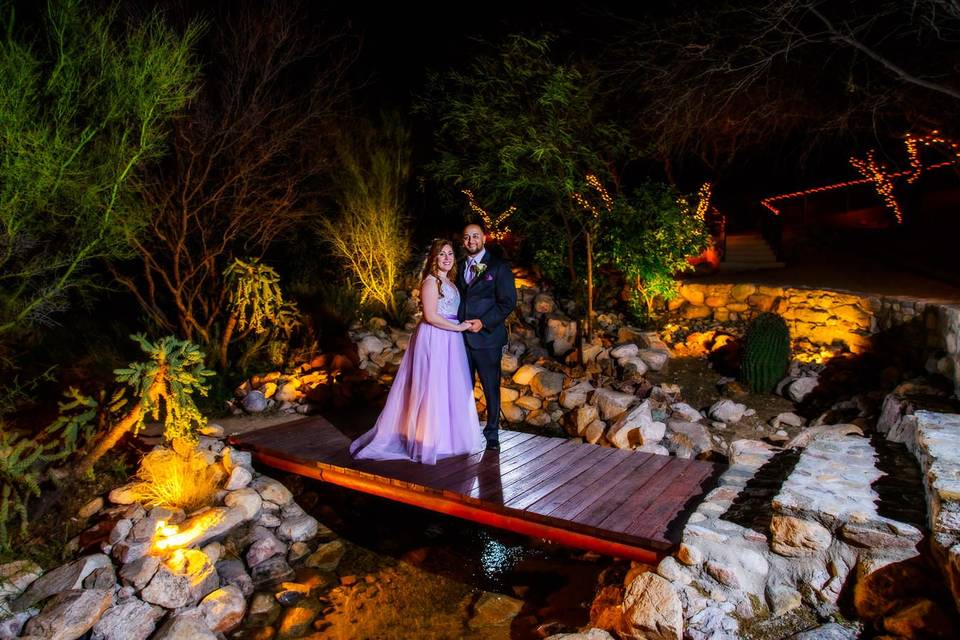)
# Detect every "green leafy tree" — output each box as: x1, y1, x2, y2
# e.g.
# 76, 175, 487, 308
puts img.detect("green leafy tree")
321, 113, 412, 322
420, 34, 633, 339
77, 334, 214, 475
599, 183, 710, 321
0, 0, 201, 365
